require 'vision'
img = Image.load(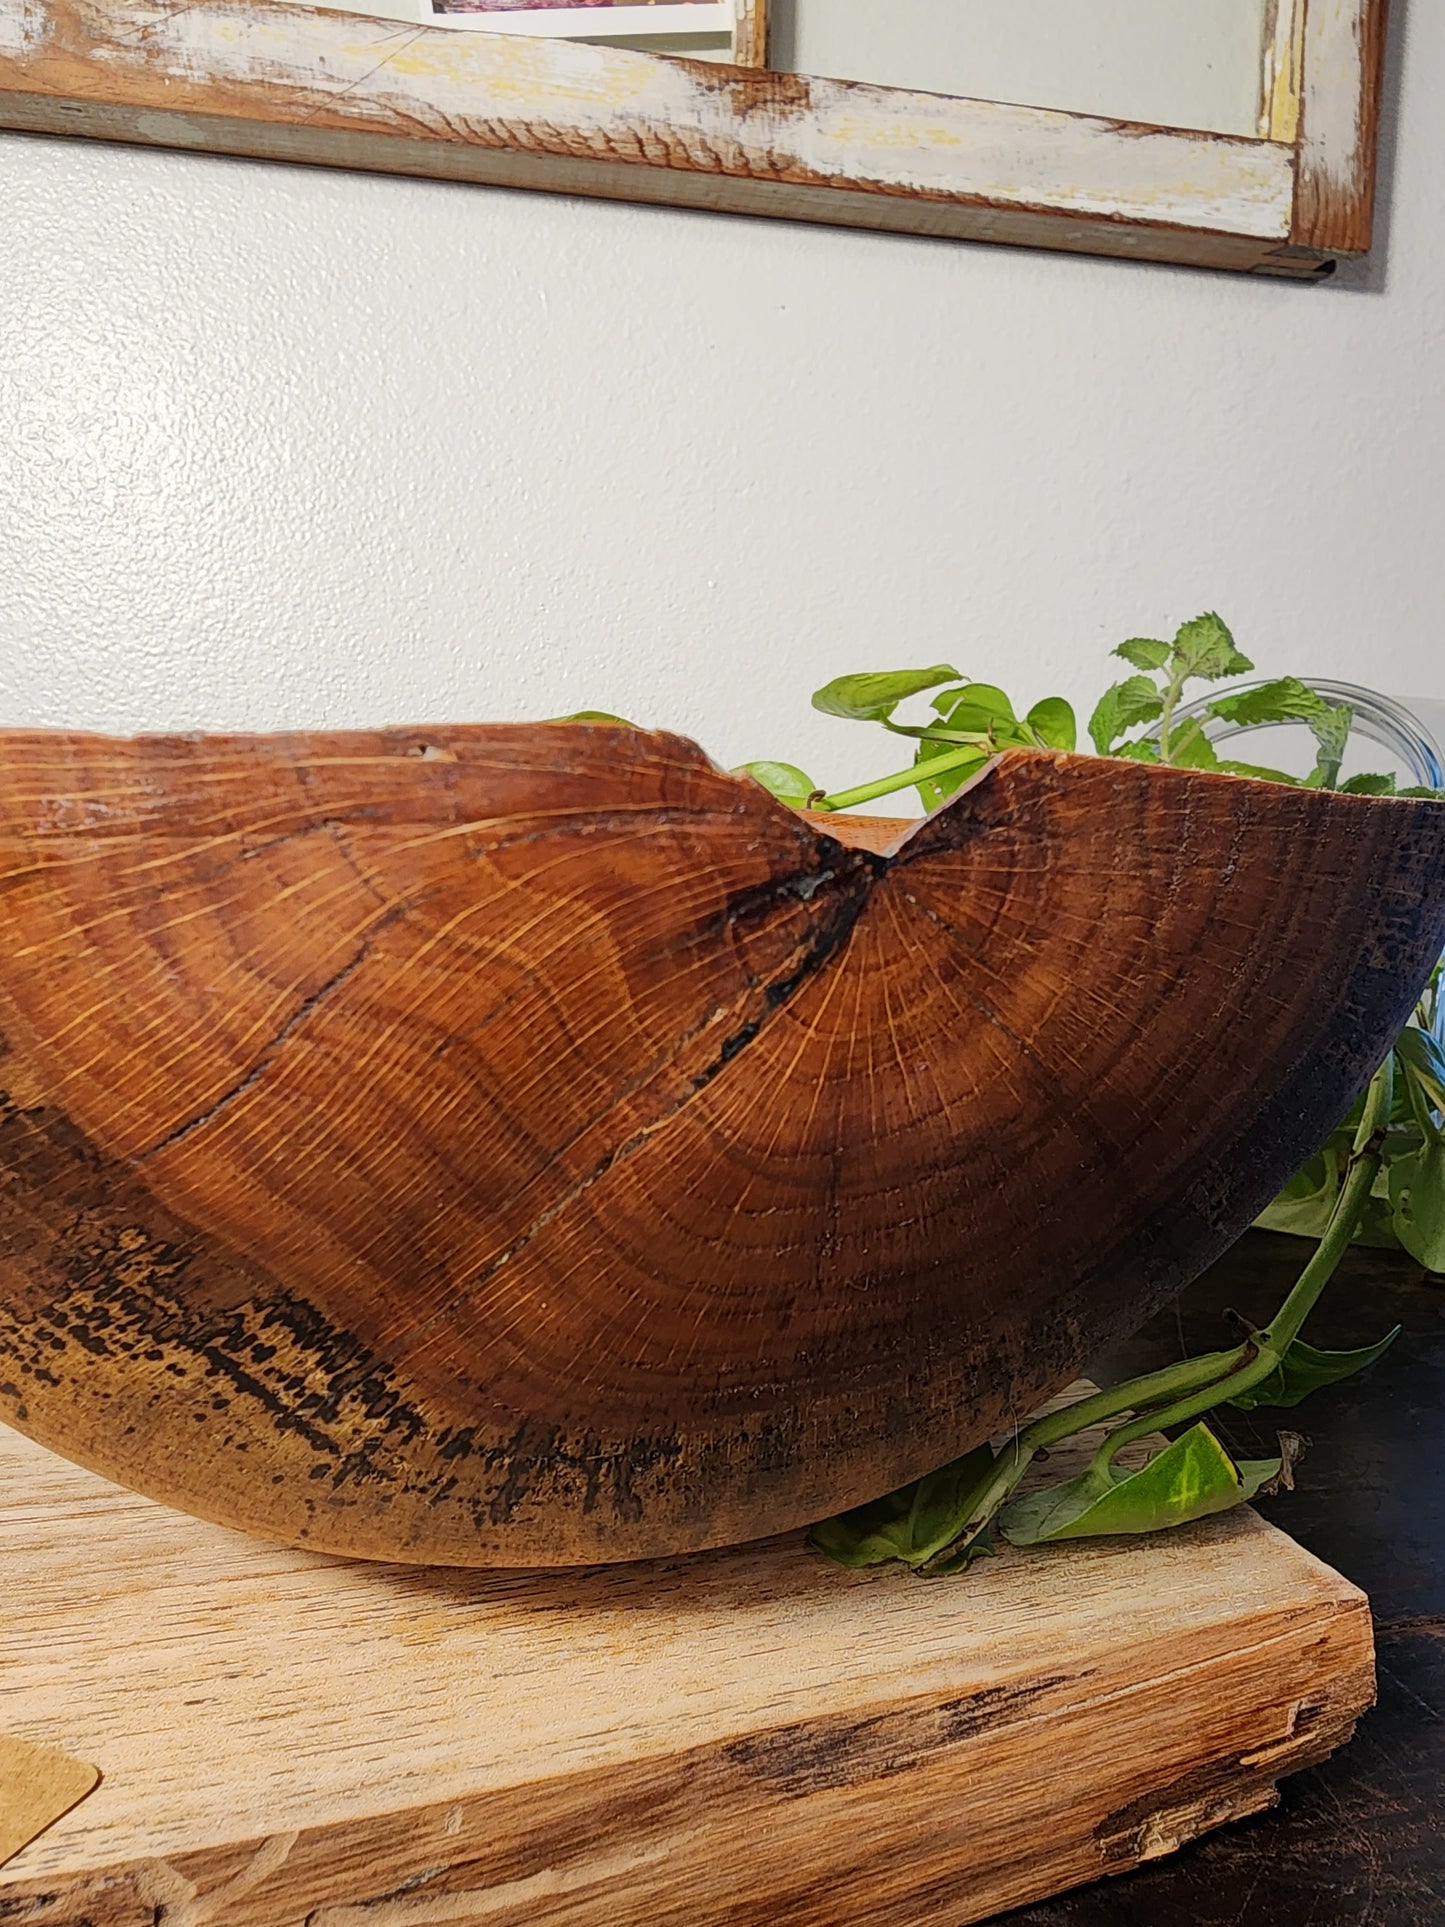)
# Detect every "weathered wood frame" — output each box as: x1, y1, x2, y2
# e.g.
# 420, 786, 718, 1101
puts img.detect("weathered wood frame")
0, 0, 1386, 276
